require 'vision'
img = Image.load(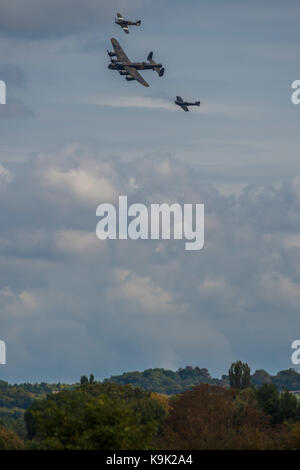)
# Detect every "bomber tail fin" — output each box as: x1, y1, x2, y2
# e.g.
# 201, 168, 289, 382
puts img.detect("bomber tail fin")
148, 52, 164, 76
